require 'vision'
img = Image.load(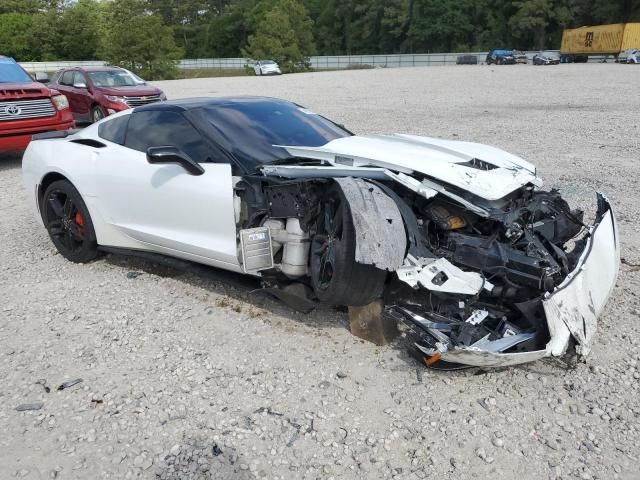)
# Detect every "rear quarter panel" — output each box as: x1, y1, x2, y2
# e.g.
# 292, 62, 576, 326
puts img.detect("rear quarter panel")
22, 138, 100, 224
